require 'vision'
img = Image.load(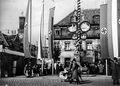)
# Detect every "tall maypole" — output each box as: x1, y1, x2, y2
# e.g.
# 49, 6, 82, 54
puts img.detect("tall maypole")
73, 0, 82, 62
75, 0, 91, 63
77, 0, 81, 27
